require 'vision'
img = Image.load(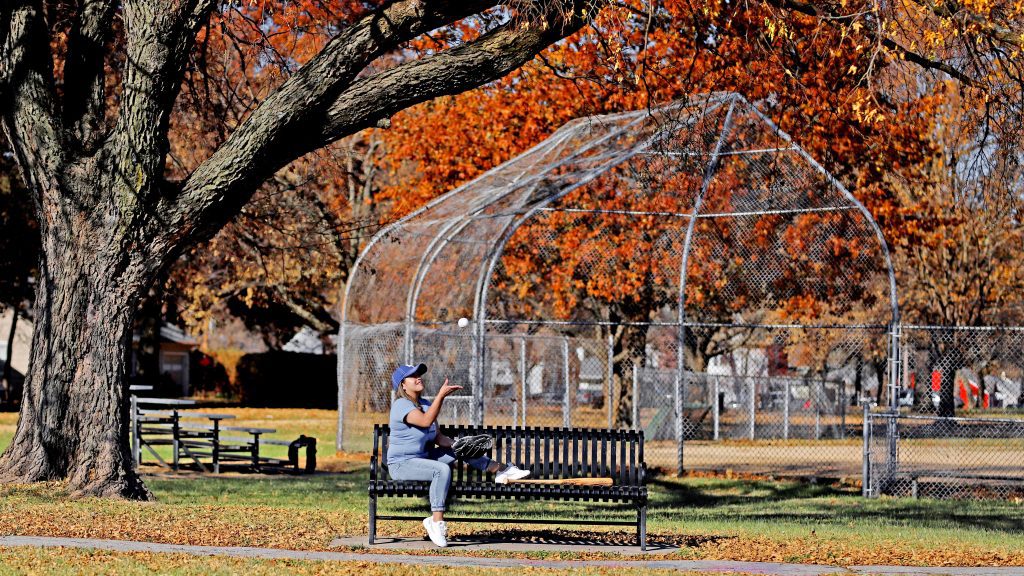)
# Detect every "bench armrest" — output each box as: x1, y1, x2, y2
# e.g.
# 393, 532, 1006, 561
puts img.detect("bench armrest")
369, 454, 378, 483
